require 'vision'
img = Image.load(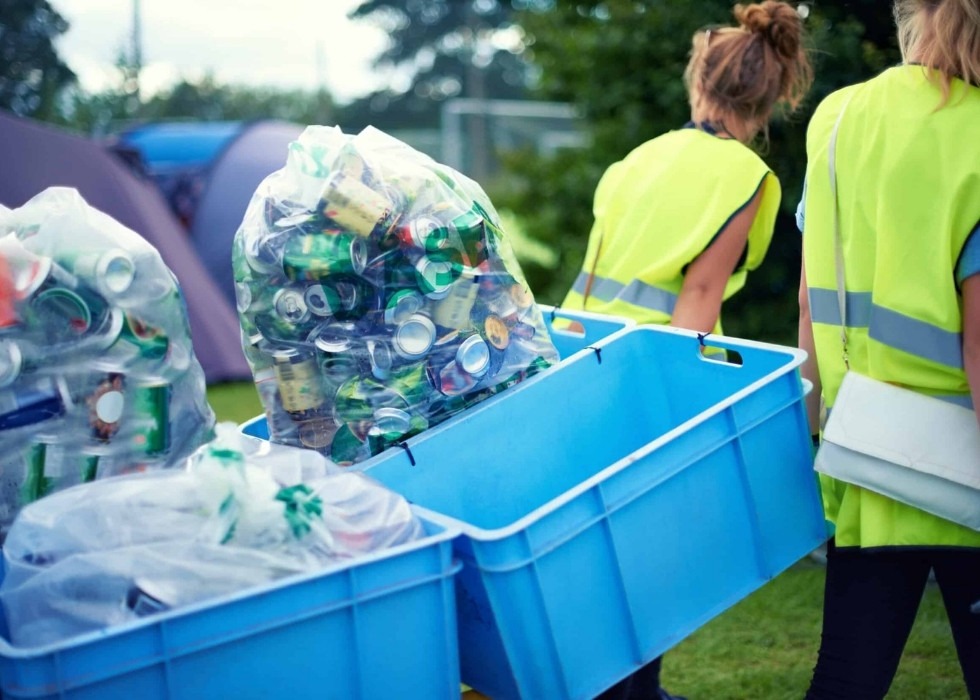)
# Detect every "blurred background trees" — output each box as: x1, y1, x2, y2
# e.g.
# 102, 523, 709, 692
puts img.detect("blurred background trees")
2, 0, 903, 345
0, 0, 75, 119
500, 0, 900, 342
